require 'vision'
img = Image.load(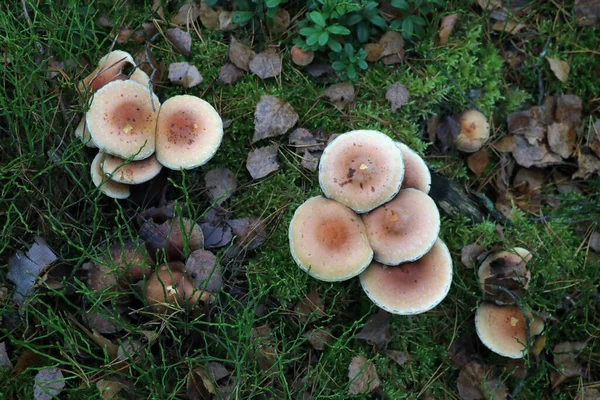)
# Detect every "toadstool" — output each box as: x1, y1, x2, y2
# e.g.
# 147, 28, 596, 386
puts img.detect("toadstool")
101, 153, 163, 184
454, 110, 490, 153
395, 142, 431, 193
79, 50, 135, 94
90, 152, 130, 199
291, 45, 314, 66
145, 264, 212, 312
